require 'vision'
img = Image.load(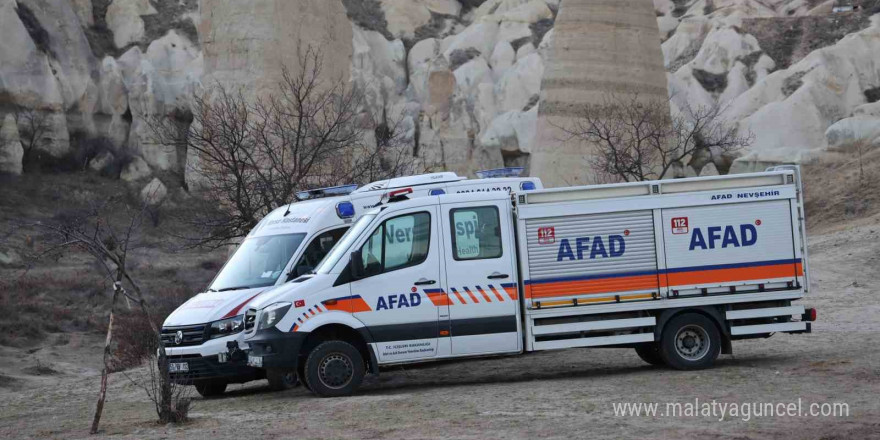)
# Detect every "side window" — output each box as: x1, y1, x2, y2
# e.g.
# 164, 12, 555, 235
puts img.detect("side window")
288, 228, 348, 280
451, 206, 502, 260
359, 212, 431, 277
